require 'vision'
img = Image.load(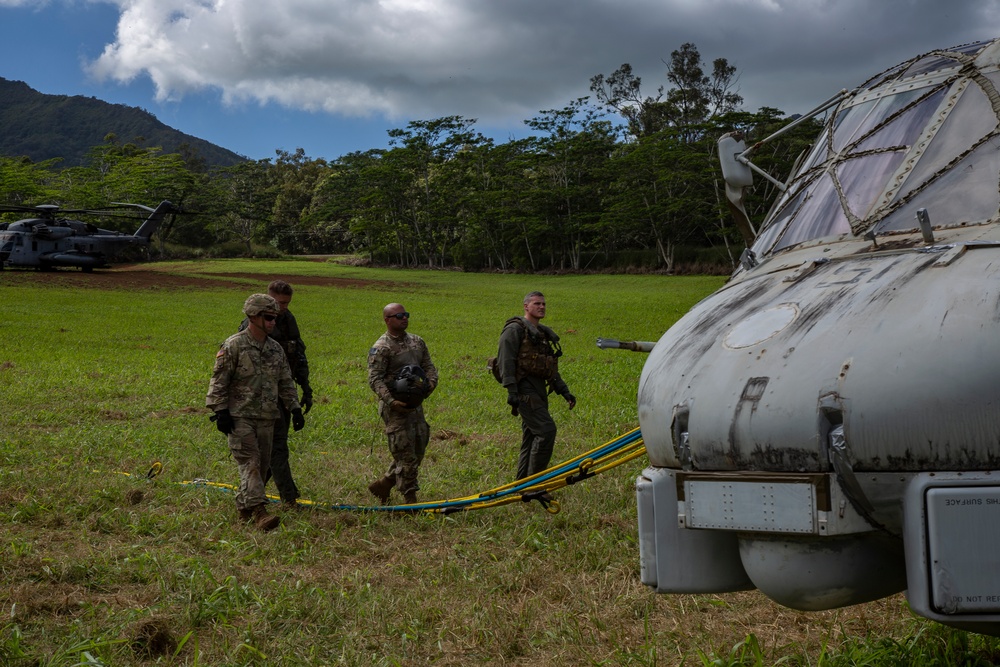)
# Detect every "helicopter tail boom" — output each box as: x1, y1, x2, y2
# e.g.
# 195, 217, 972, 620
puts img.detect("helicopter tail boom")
132, 200, 177, 240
